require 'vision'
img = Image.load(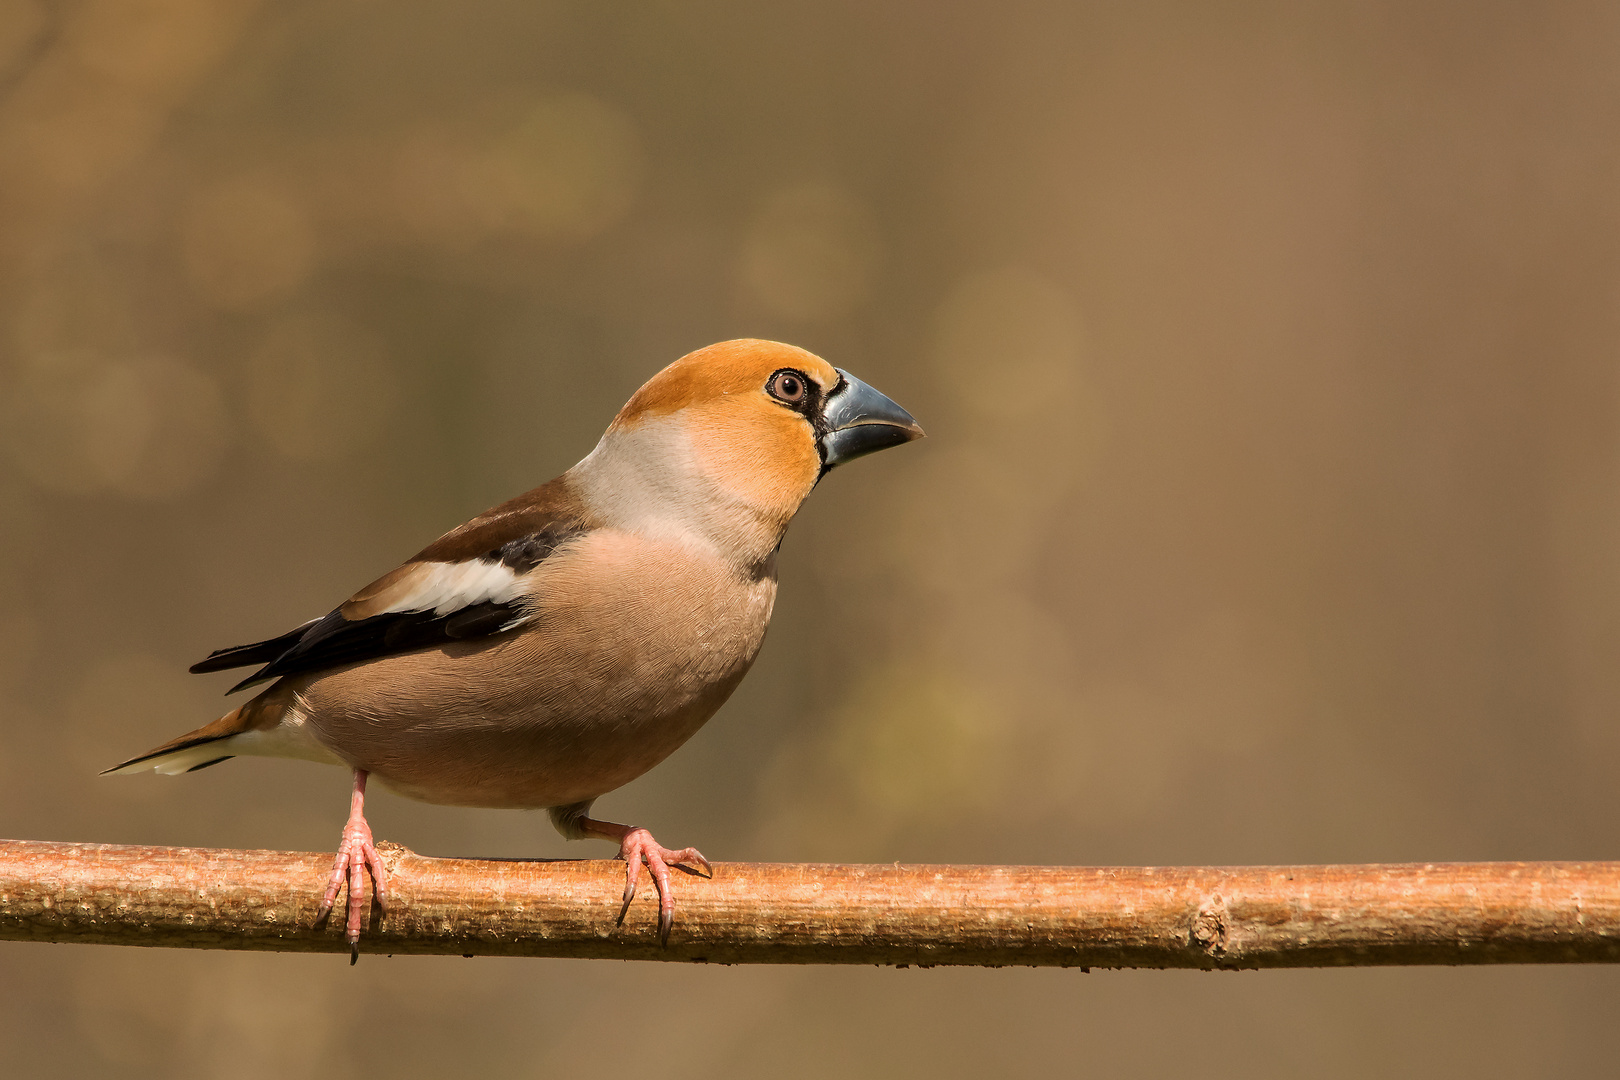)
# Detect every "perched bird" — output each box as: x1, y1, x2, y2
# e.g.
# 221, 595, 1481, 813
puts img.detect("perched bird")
107, 339, 922, 960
